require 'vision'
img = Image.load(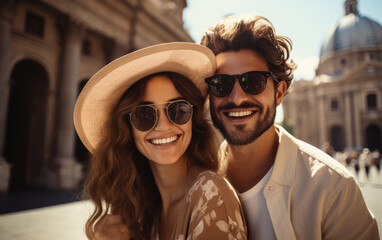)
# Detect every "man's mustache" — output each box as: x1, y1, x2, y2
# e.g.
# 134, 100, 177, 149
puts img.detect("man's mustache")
218, 102, 263, 112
